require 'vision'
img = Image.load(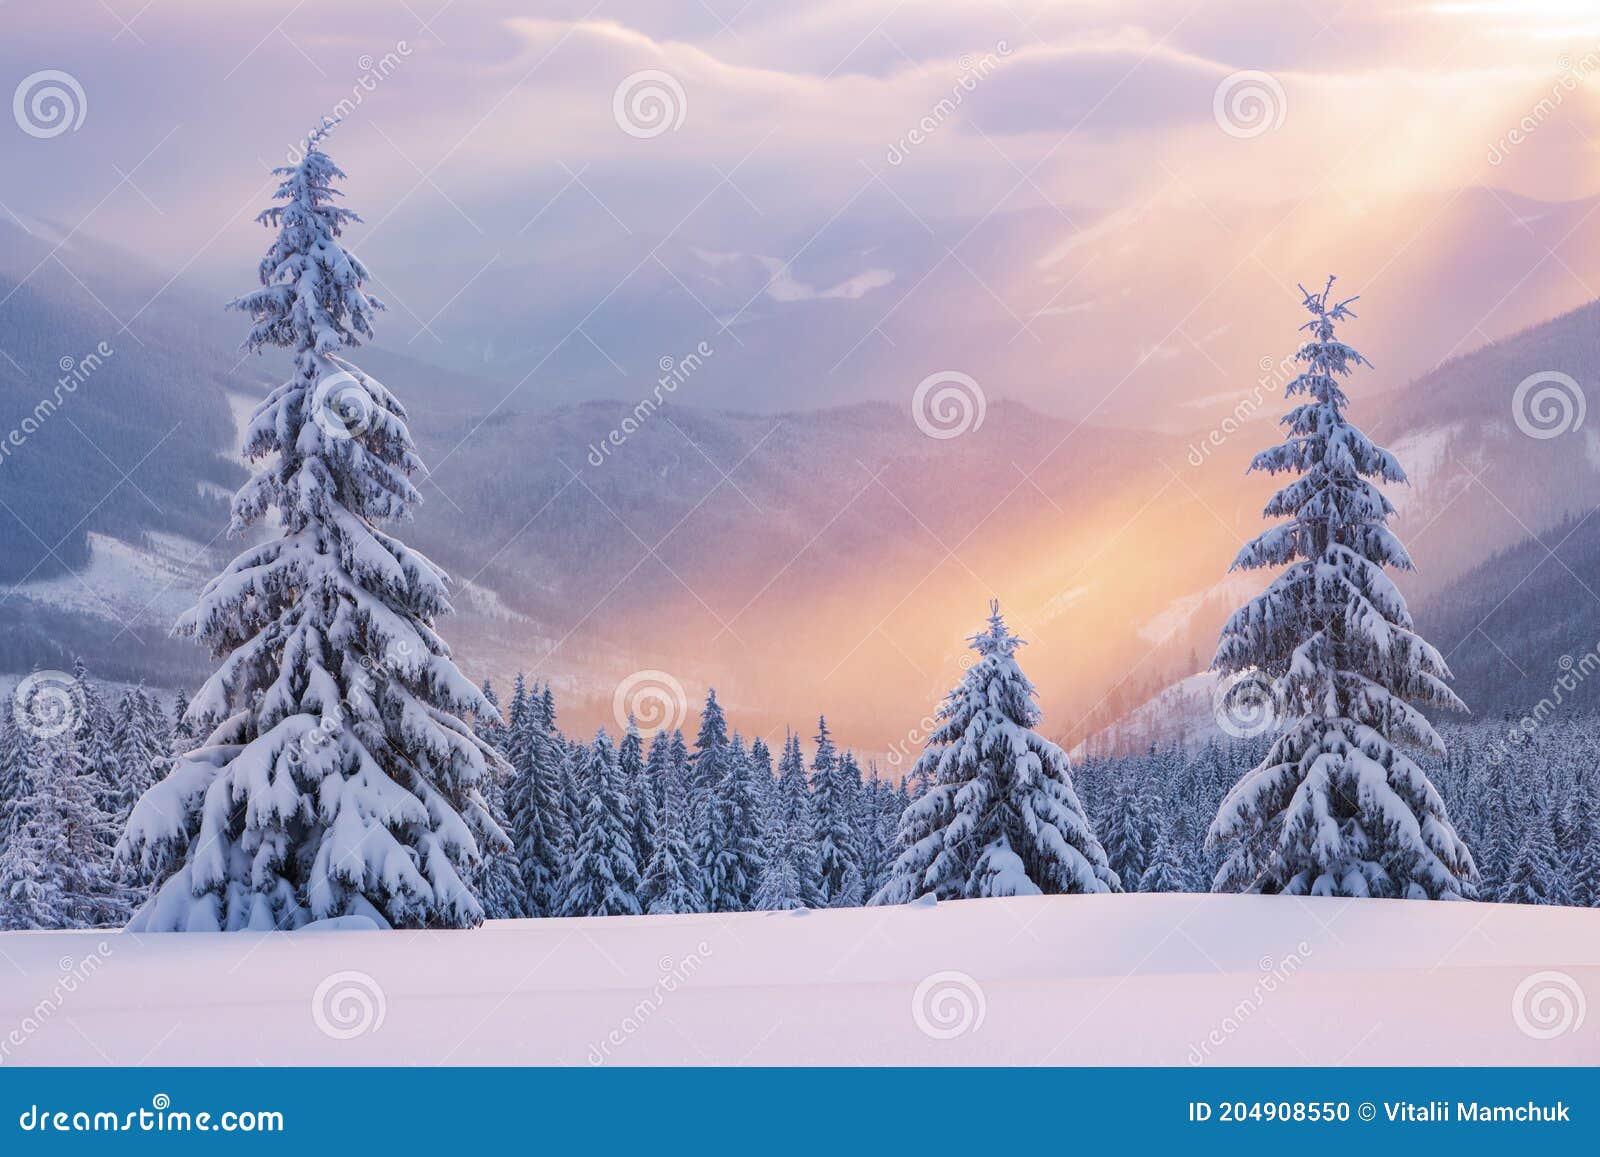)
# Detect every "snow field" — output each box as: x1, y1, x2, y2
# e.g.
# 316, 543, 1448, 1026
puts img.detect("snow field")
1, 893, 1596, 1066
